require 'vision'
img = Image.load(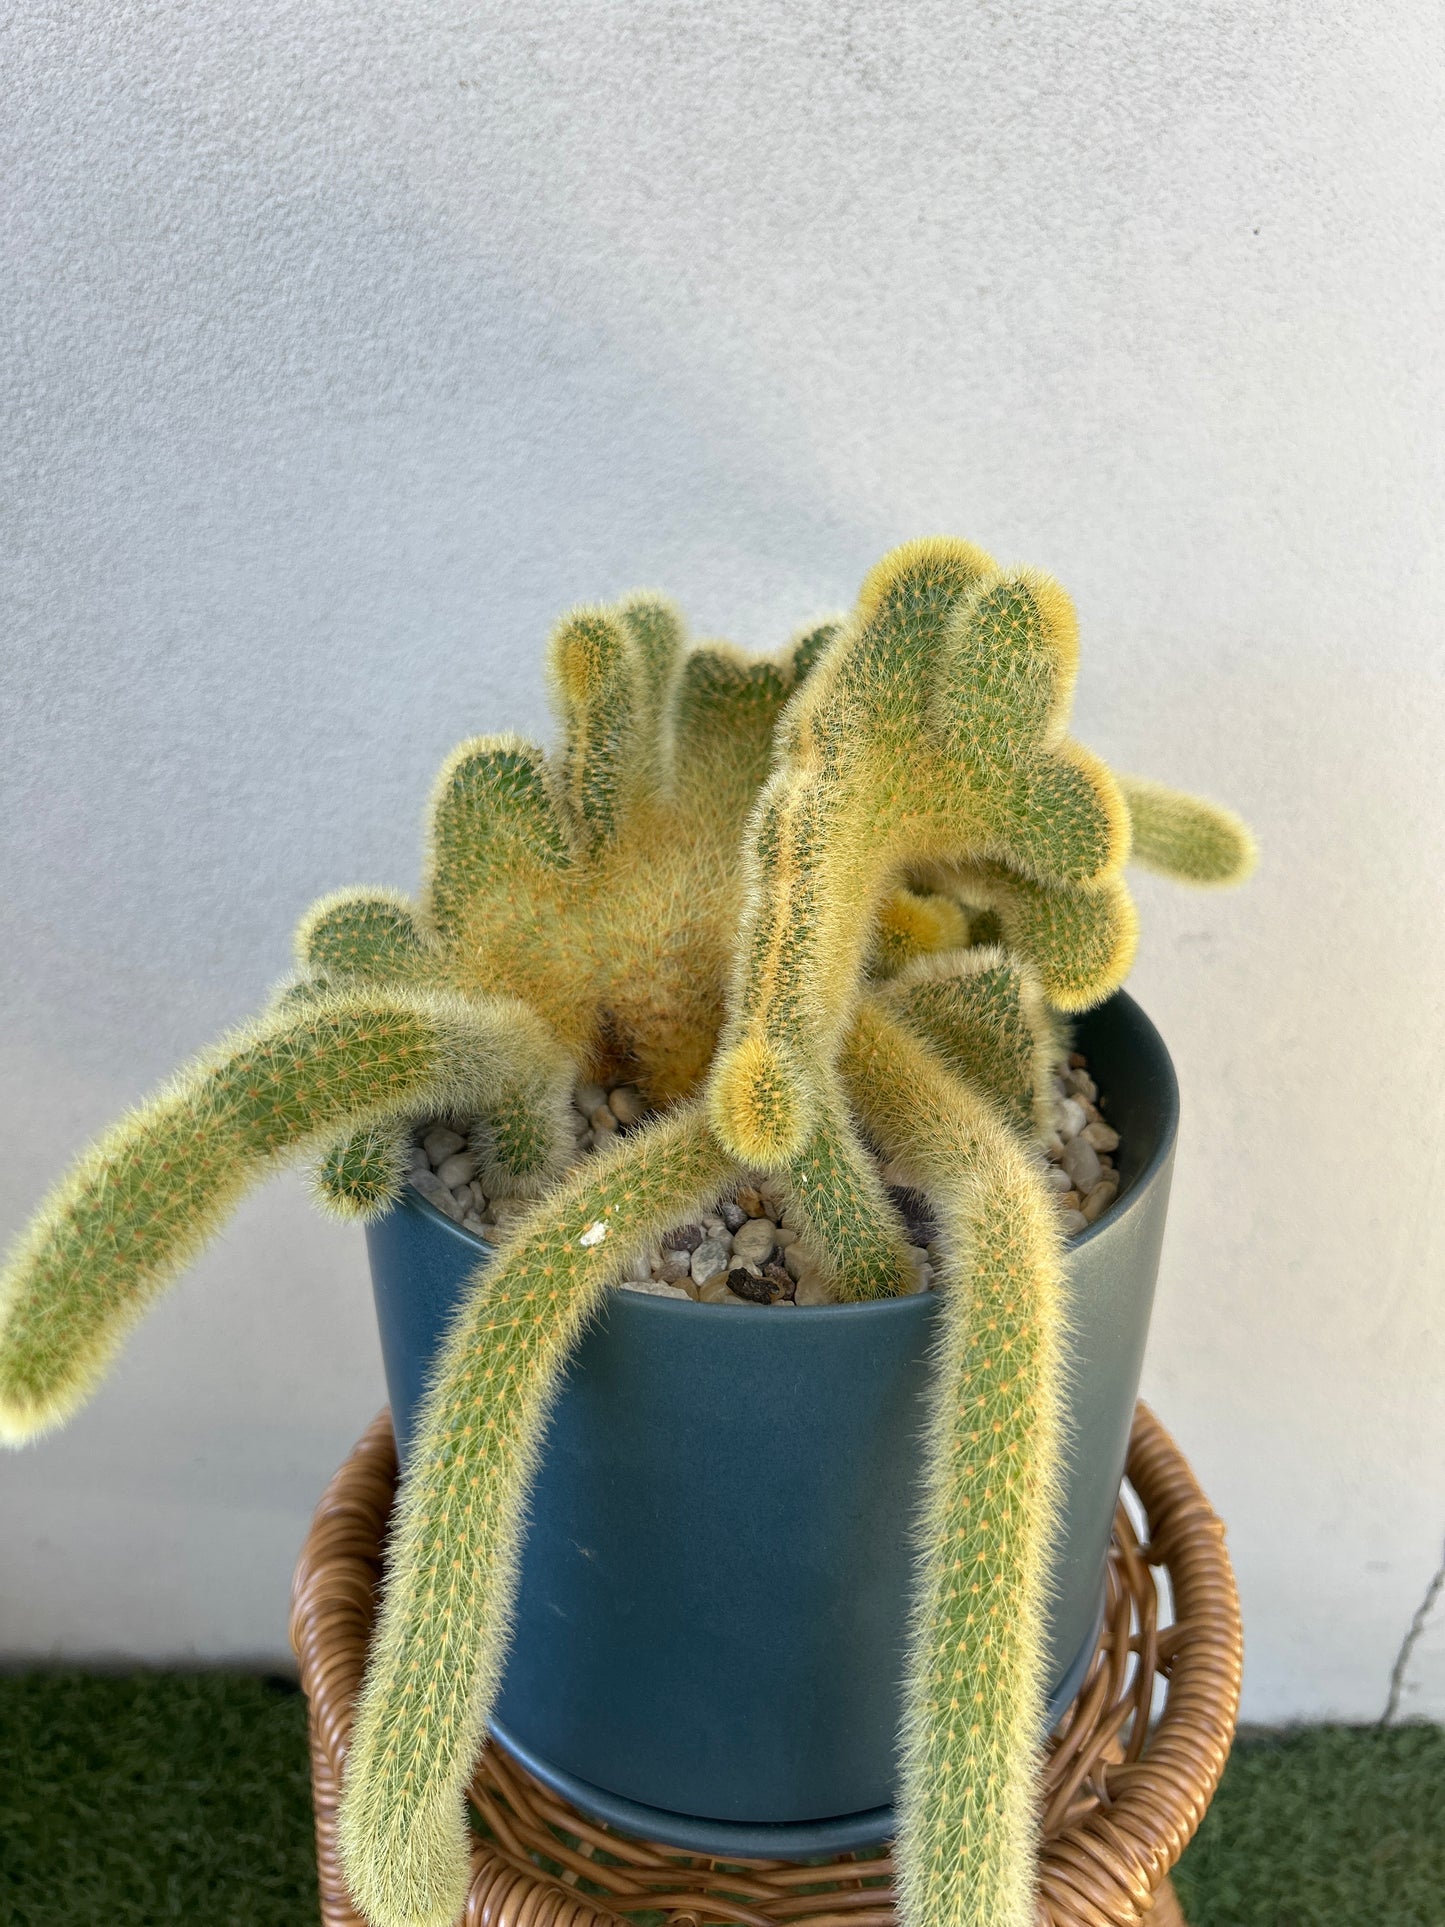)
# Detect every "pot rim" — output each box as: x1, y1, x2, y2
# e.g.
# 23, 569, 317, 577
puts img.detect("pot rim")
397, 987, 1179, 1315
